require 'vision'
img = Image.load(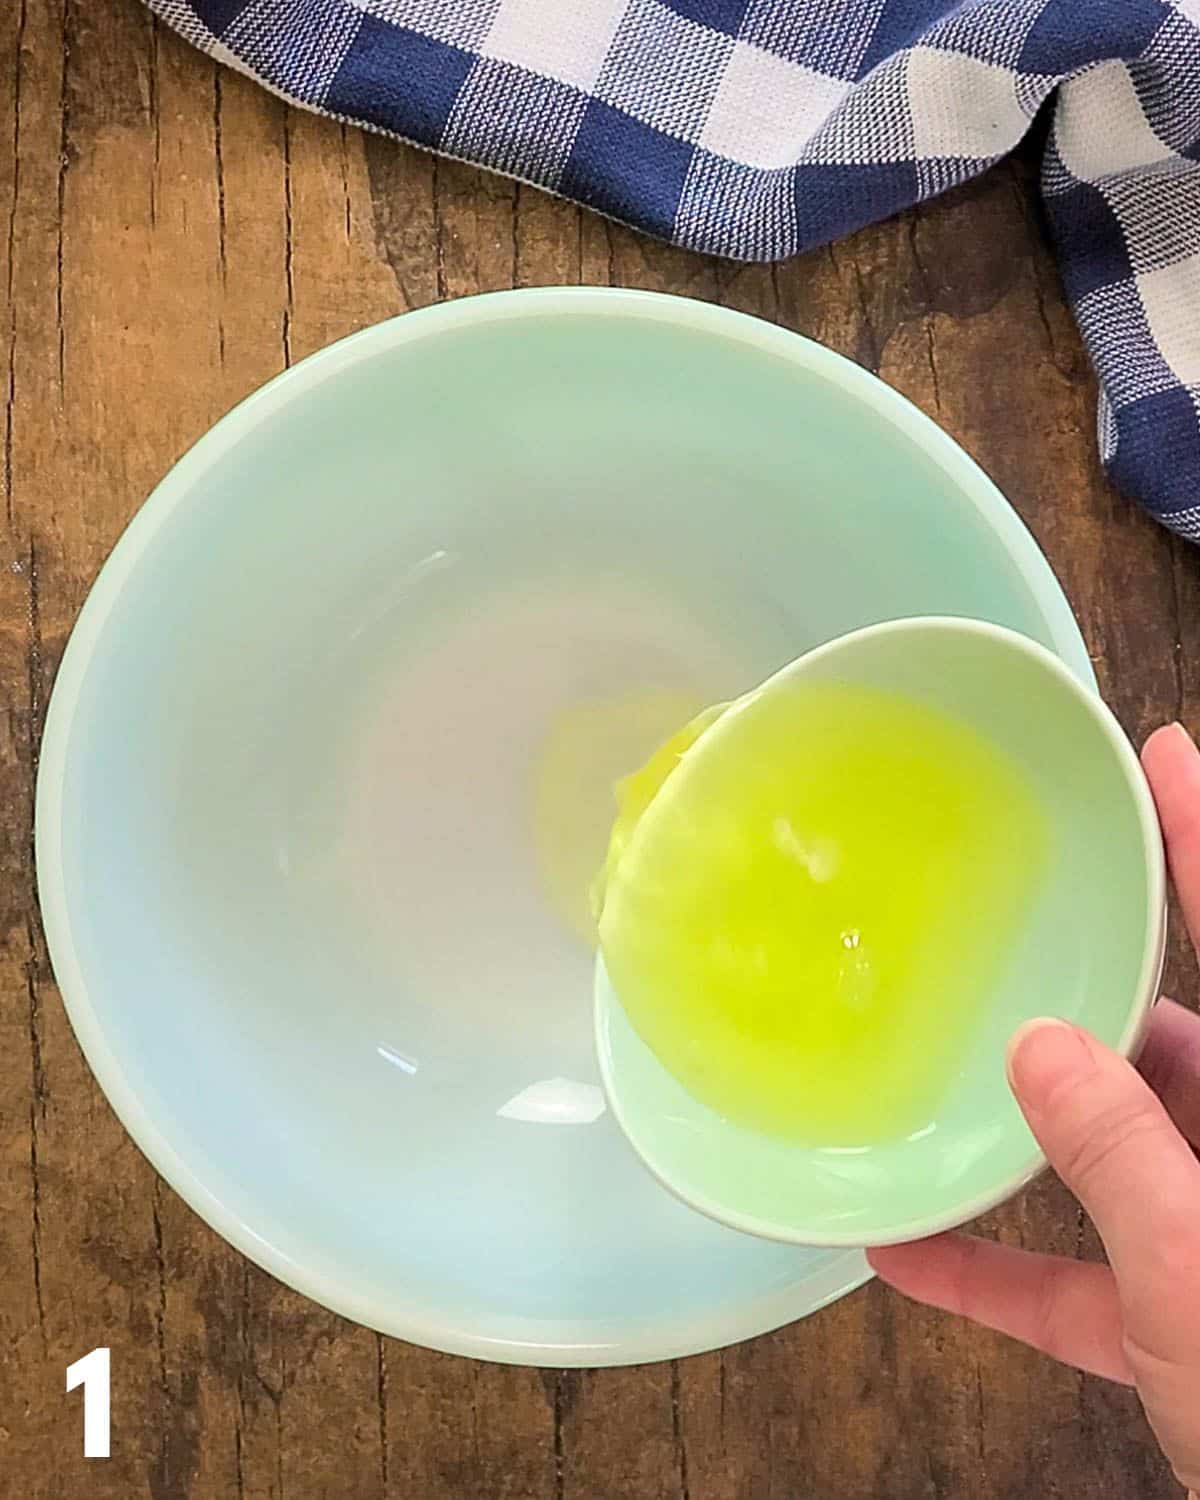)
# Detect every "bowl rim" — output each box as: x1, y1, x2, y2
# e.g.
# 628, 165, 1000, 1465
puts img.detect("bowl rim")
36, 287, 1099, 1359
595, 615, 1168, 1249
